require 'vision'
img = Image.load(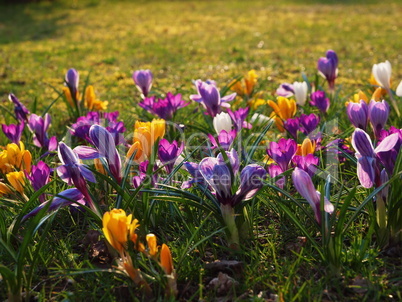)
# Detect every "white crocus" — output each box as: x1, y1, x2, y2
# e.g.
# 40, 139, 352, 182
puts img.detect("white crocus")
293, 81, 308, 106
213, 112, 232, 134
396, 80, 402, 97
372, 60, 392, 90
